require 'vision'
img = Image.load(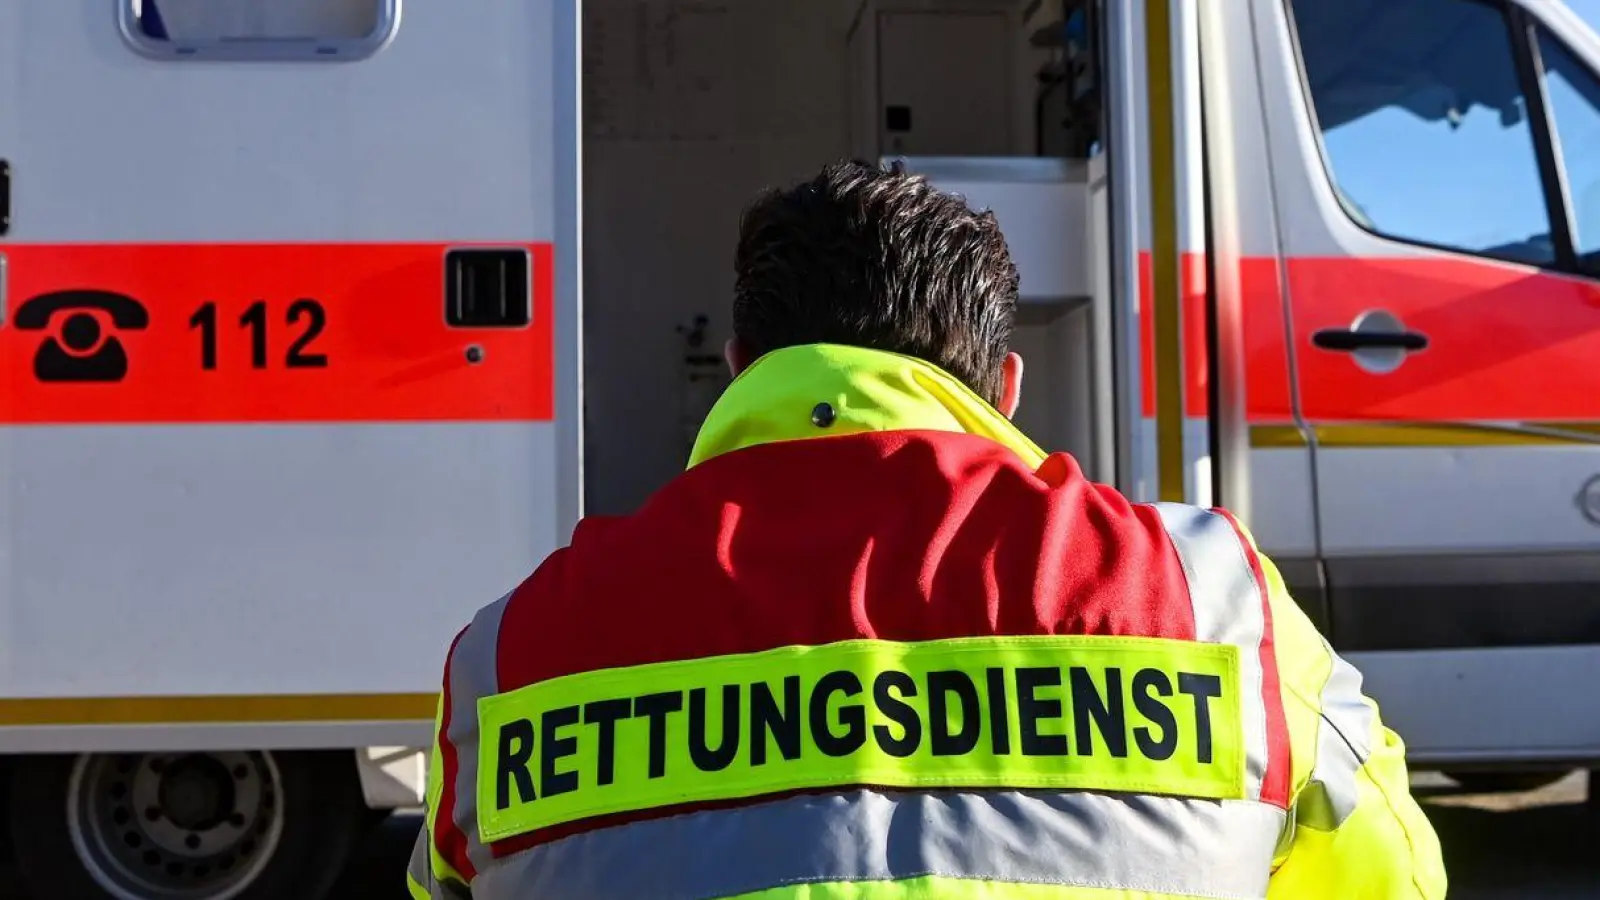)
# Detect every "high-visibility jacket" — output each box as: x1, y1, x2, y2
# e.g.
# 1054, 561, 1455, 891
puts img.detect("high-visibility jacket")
408, 343, 1447, 900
